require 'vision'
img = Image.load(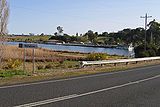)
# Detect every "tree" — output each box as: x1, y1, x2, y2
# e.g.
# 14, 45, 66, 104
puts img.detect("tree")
101, 32, 108, 37
148, 19, 160, 46
86, 30, 97, 44
135, 44, 157, 58
40, 33, 44, 36
0, 0, 9, 36
56, 26, 64, 36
